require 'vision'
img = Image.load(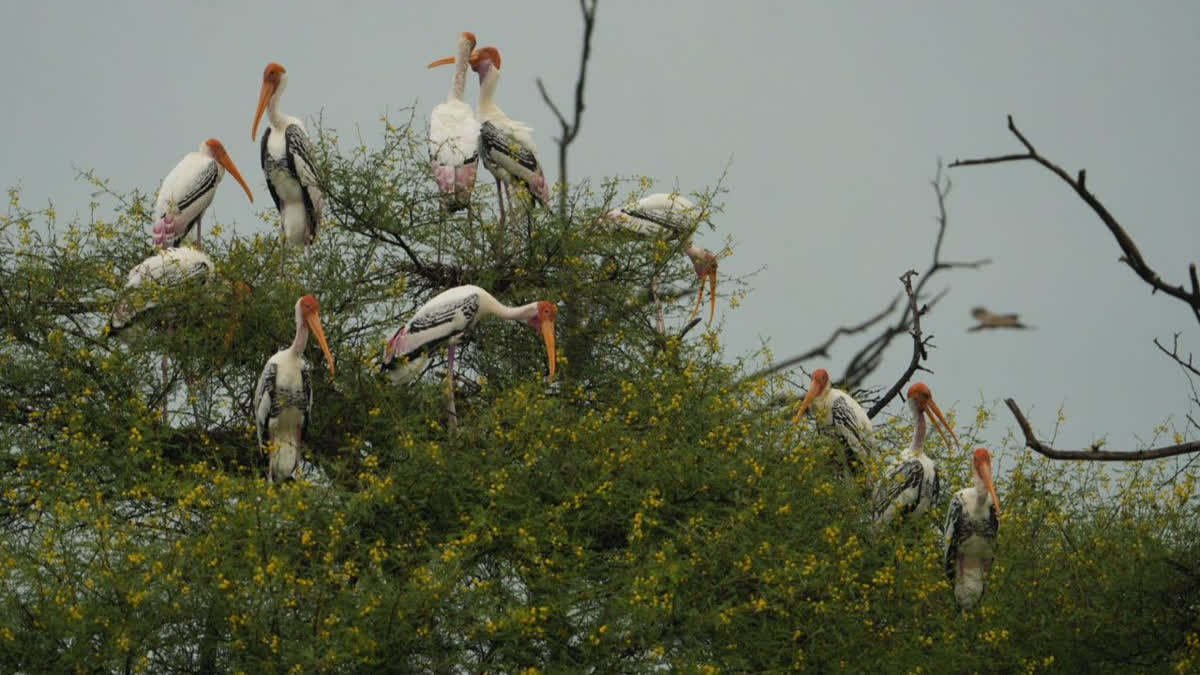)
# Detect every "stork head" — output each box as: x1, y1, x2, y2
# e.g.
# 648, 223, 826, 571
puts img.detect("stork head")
468, 46, 502, 83
203, 139, 254, 204
298, 294, 335, 377
252, 62, 288, 140
973, 447, 1000, 519
906, 382, 959, 450
792, 368, 831, 426
525, 301, 557, 382
427, 31, 478, 69
686, 246, 718, 326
